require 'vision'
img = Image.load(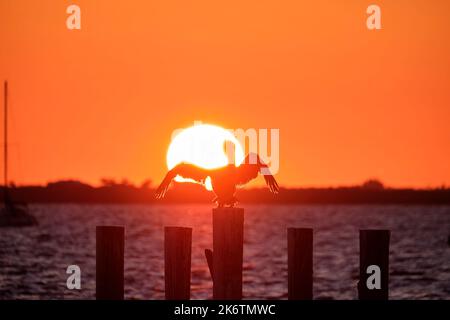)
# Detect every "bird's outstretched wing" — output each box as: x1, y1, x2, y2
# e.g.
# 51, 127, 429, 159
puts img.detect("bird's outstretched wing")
263, 171, 279, 194
155, 163, 210, 199
237, 153, 279, 194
